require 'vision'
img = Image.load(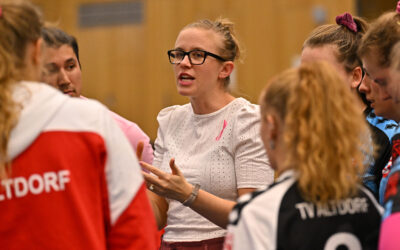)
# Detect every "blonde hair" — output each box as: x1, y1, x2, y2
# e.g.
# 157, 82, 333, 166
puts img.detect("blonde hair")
260, 62, 371, 204
0, 0, 43, 178
184, 18, 242, 87
358, 12, 400, 68
304, 16, 368, 73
